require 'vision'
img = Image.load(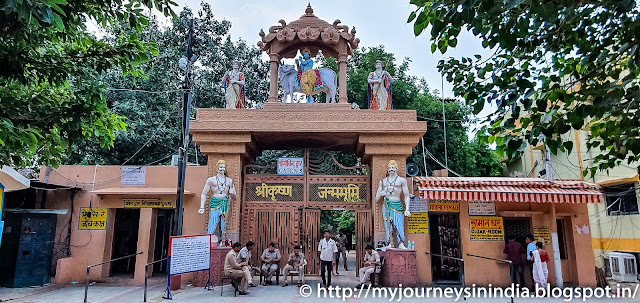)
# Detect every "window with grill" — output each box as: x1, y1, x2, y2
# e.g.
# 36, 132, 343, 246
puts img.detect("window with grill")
605, 183, 639, 216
